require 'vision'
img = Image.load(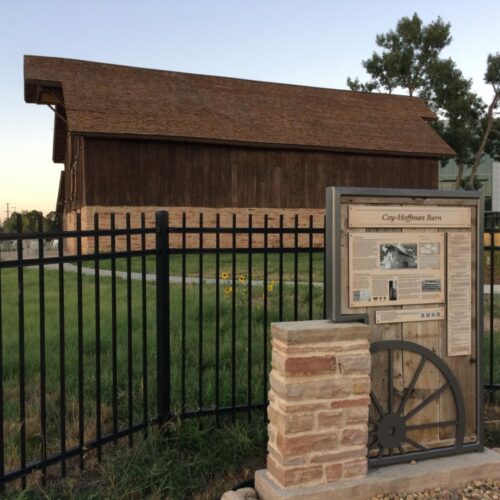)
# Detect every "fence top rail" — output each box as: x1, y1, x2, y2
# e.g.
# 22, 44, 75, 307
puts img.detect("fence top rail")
0, 225, 325, 241
167, 227, 325, 234
0, 227, 157, 241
